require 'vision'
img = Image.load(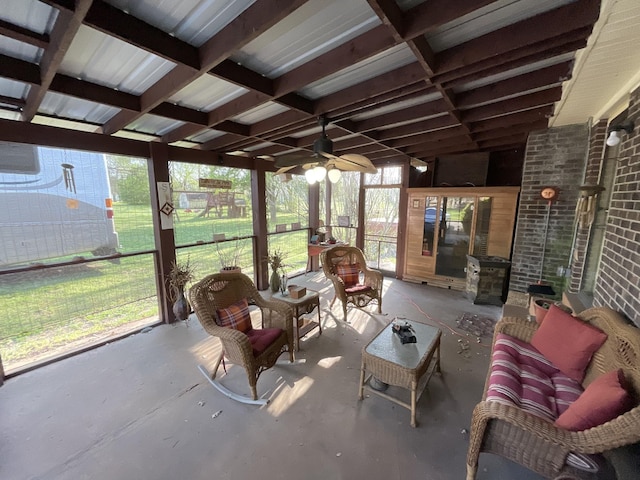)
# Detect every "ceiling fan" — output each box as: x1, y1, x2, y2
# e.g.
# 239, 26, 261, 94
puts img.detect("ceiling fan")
274, 116, 377, 181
